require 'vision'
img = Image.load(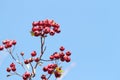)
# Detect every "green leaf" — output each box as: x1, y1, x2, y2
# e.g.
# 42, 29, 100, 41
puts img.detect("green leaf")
30, 31, 34, 36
